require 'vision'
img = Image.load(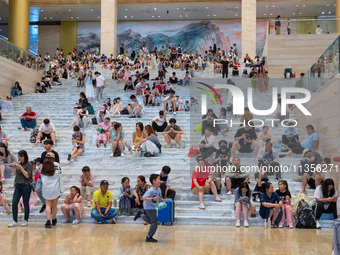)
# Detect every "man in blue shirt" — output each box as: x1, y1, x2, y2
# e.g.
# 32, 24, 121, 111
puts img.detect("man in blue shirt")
127, 95, 142, 118
280, 125, 319, 158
